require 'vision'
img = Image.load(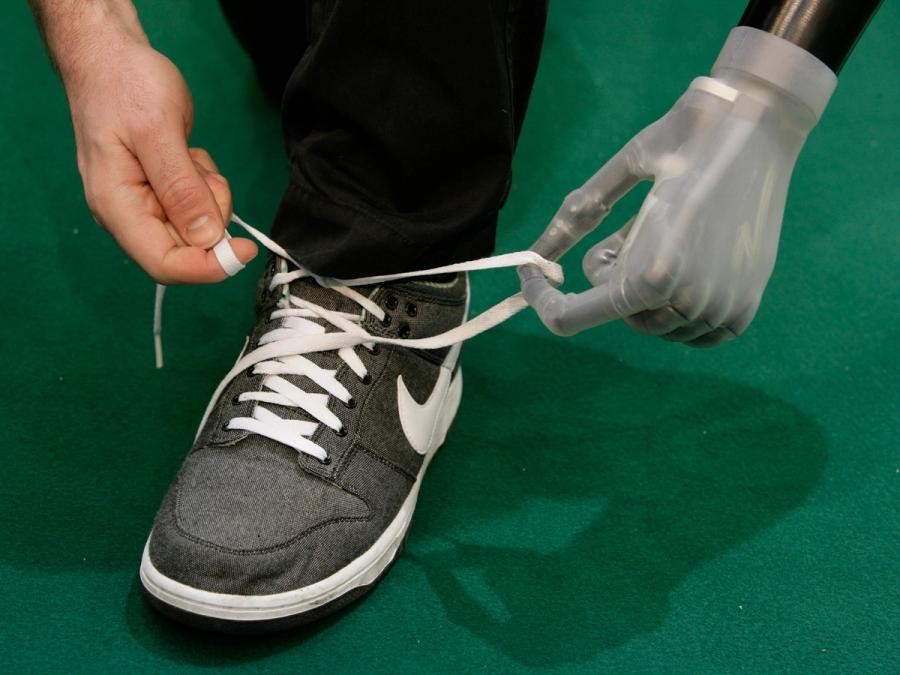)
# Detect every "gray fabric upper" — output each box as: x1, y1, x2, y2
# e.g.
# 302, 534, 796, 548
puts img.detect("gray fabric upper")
147, 257, 467, 595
